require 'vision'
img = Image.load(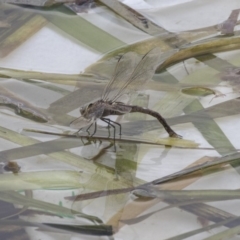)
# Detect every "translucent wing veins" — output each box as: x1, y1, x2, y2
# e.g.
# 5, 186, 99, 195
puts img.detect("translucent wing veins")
102, 47, 162, 102
70, 116, 93, 129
